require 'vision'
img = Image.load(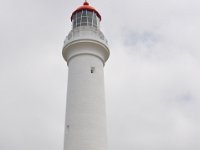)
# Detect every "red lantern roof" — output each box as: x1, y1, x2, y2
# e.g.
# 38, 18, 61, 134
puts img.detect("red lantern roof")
71, 2, 102, 21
